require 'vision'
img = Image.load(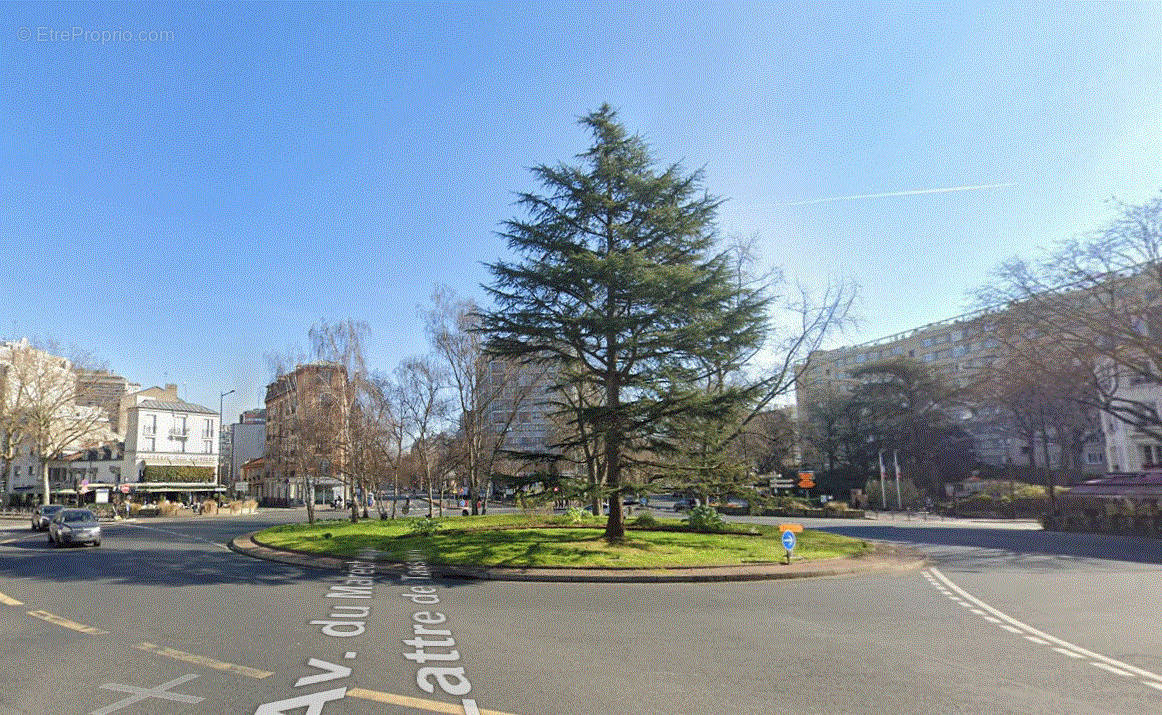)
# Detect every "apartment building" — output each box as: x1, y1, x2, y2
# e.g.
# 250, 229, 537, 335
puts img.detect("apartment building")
796, 308, 1107, 476
1, 339, 115, 502
262, 362, 348, 505
1102, 380, 1162, 472
223, 409, 266, 491
121, 393, 221, 500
